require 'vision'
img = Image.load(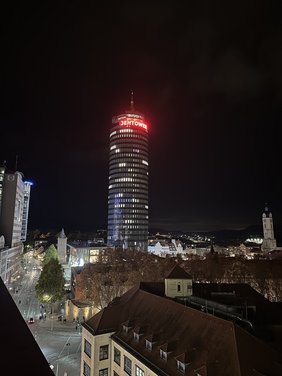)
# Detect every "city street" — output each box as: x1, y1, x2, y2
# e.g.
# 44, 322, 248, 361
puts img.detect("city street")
10, 254, 81, 376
